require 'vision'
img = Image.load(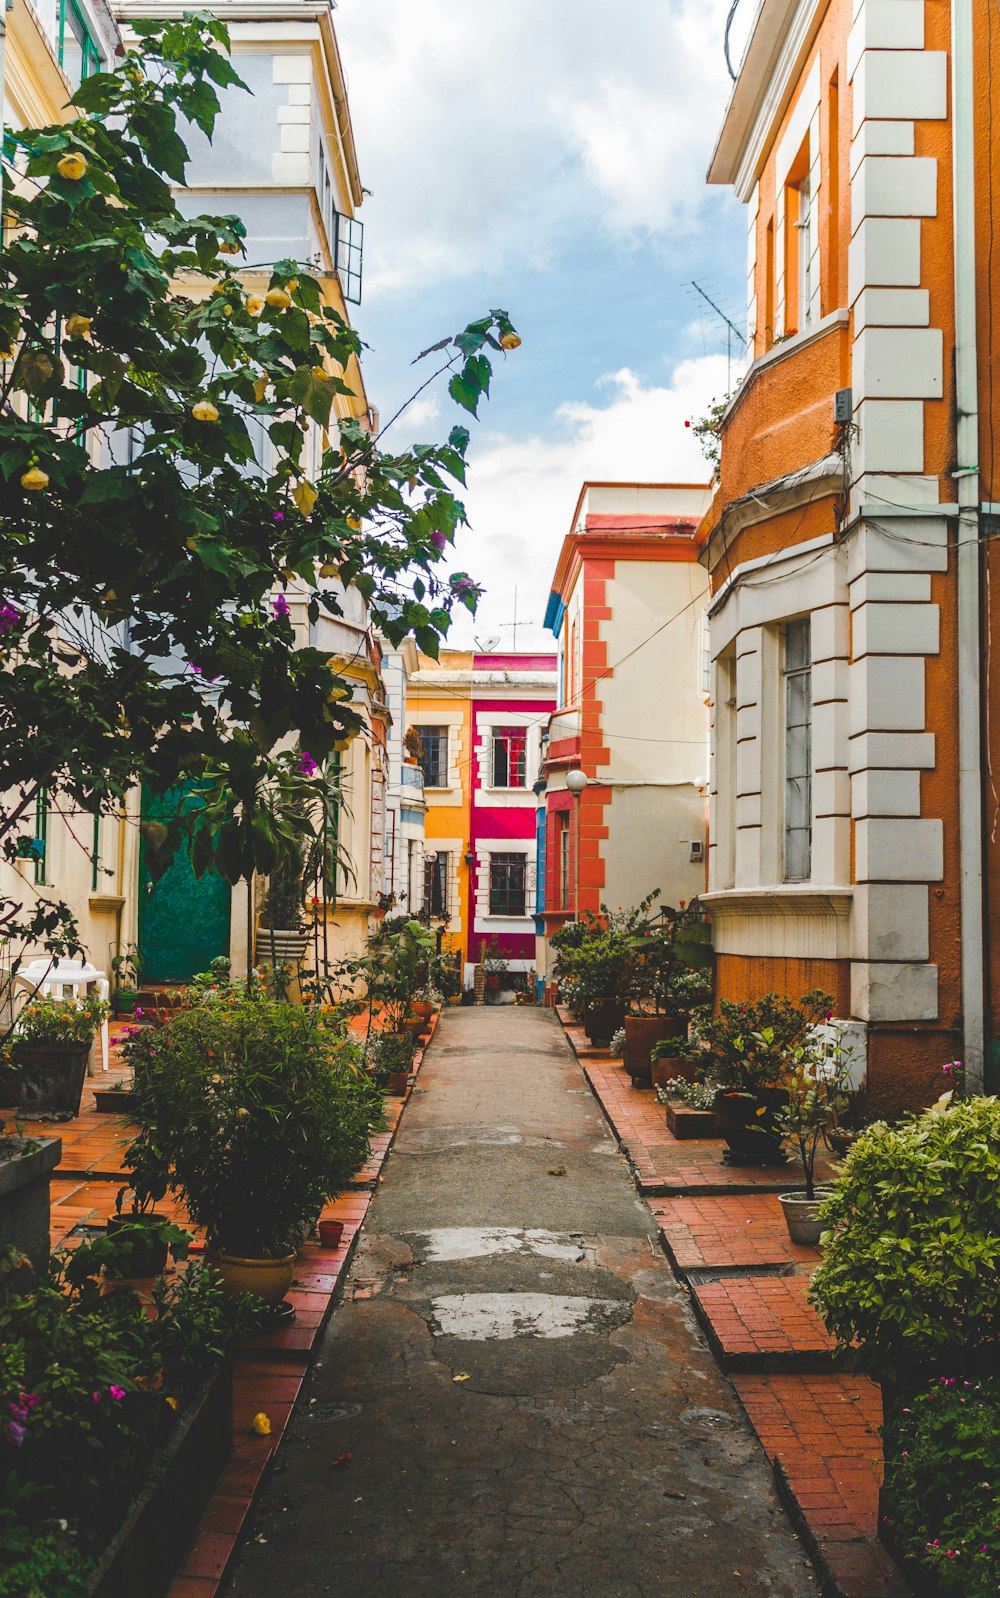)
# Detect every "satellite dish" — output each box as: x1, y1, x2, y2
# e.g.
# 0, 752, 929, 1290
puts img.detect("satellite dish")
475, 633, 501, 652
